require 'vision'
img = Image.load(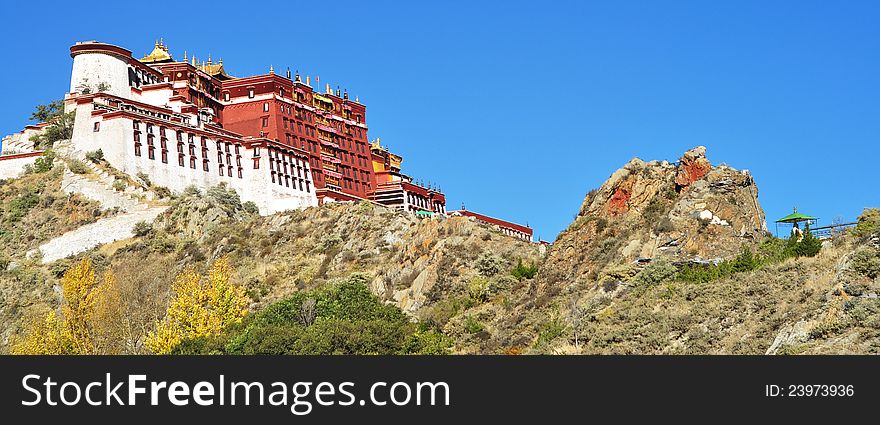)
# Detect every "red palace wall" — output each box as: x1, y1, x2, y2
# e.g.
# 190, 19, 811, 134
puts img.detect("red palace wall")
218, 74, 373, 201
